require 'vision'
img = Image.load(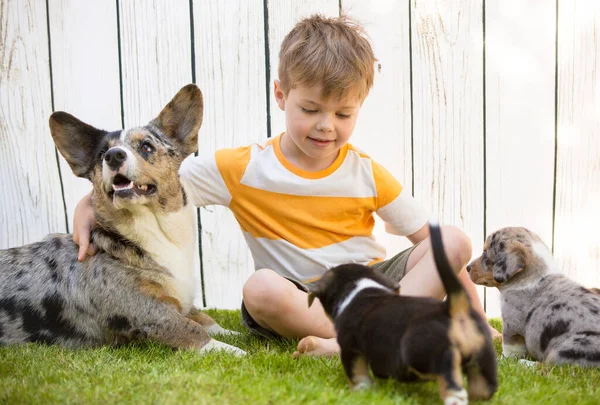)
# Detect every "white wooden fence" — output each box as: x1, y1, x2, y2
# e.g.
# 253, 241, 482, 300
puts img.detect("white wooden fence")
1, 0, 598, 316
